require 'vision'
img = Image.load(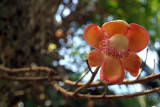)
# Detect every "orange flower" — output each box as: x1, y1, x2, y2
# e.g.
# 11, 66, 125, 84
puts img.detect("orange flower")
83, 20, 149, 84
